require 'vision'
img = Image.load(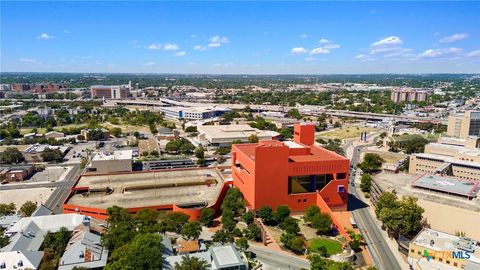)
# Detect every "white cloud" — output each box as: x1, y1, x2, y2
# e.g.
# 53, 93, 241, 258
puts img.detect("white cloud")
19, 58, 37, 63
163, 43, 179, 51
323, 44, 340, 50
175, 51, 186, 57
37, 33, 54, 40
439, 33, 469, 43
304, 57, 317, 62
144, 62, 156, 67
208, 35, 229, 48
371, 36, 402, 47
207, 43, 221, 48
467, 50, 480, 58
63, 30, 70, 34
354, 54, 366, 59
309, 47, 330, 55
291, 47, 309, 54
190, 34, 197, 38
147, 44, 163, 50
300, 33, 308, 38
318, 38, 330, 44
419, 47, 462, 58
193, 45, 207, 51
